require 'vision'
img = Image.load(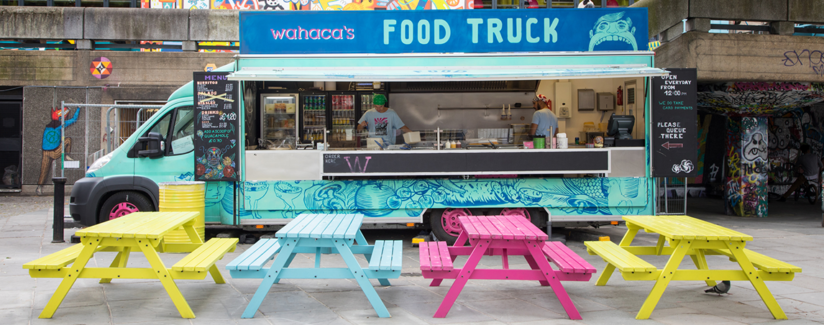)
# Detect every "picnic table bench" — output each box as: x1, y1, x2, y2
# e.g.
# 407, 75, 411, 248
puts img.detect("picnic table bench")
420, 215, 595, 319
226, 213, 402, 318
586, 215, 802, 320
24, 212, 237, 319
